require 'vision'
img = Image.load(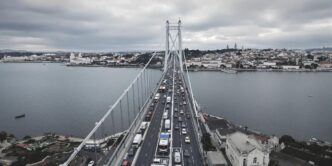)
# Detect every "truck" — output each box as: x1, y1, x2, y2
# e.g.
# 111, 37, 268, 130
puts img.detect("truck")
166, 96, 171, 103
140, 122, 148, 132
132, 134, 143, 148
162, 111, 168, 119
164, 119, 171, 130
158, 132, 170, 154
